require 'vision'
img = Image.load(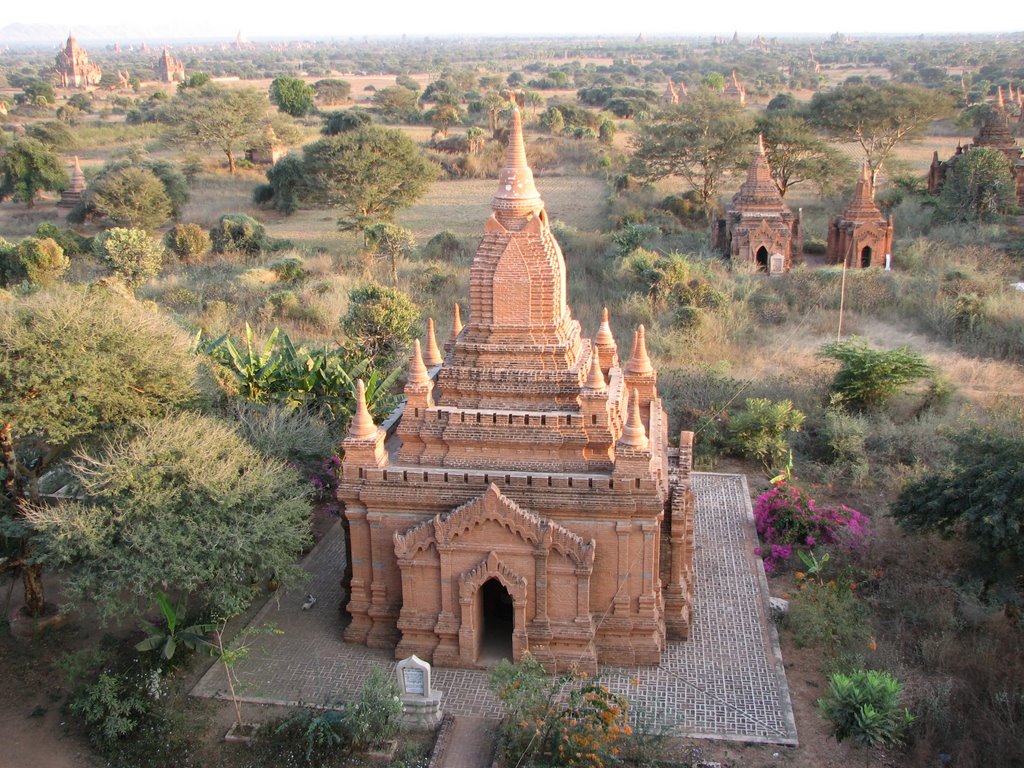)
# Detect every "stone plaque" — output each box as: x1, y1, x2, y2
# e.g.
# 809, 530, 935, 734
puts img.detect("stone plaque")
403, 667, 425, 695
769, 253, 785, 274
